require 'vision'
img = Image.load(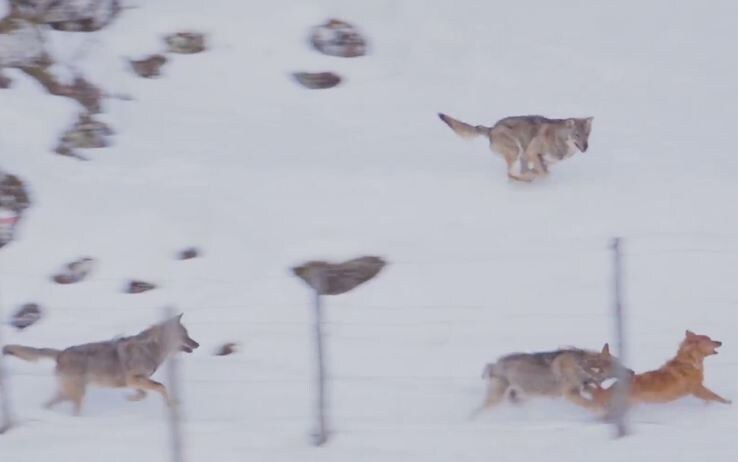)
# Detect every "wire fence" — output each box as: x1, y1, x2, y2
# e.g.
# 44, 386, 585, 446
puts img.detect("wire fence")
0, 234, 736, 451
